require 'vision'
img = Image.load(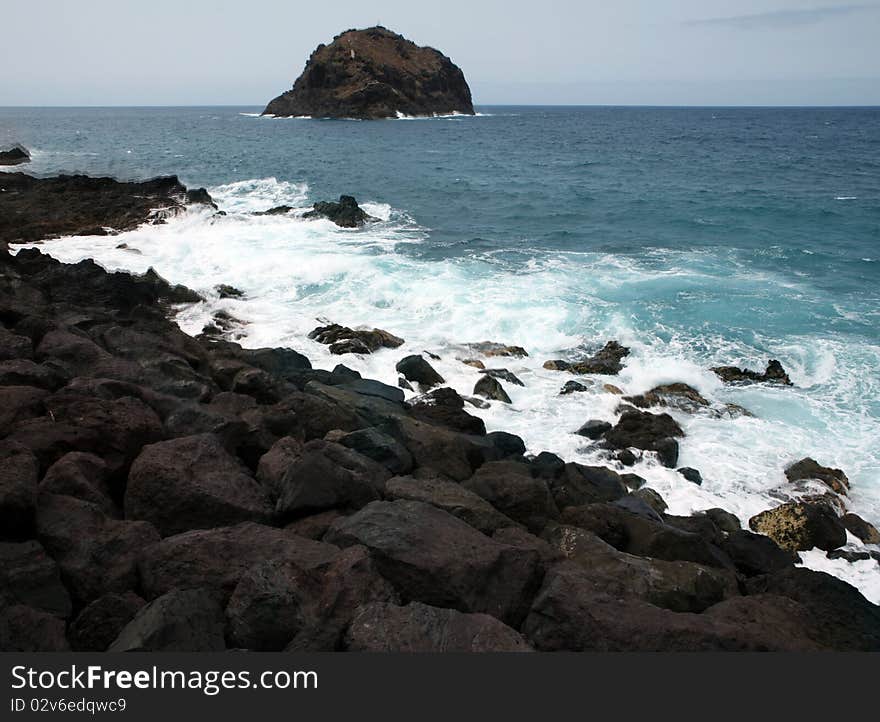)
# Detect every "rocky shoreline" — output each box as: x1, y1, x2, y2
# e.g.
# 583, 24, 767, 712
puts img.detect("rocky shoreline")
1, 172, 879, 652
